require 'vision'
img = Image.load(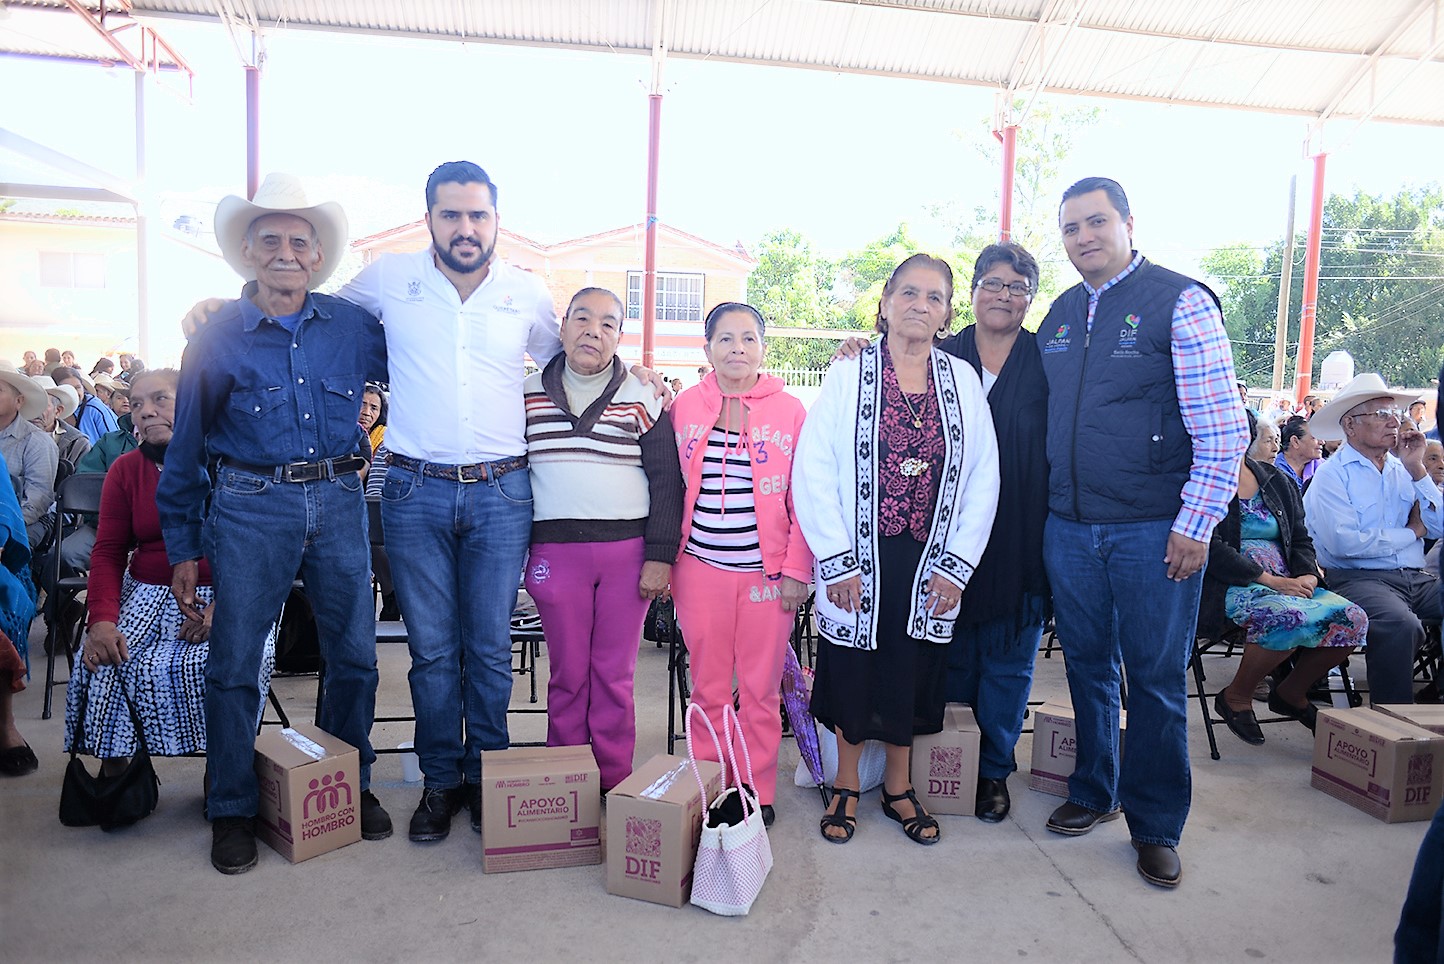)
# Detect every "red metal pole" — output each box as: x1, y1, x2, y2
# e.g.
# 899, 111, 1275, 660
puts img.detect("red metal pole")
245, 65, 260, 199
641, 92, 662, 370
1294, 152, 1327, 403
997, 124, 1018, 242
